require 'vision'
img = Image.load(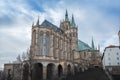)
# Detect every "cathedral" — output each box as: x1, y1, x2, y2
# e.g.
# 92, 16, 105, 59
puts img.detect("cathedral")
30, 10, 79, 80
4, 10, 101, 80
